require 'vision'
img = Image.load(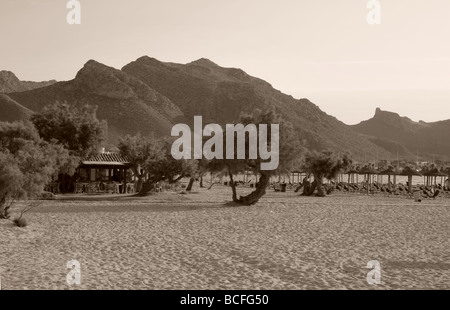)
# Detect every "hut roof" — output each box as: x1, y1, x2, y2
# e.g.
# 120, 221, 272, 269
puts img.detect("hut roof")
400, 166, 422, 176
442, 168, 450, 177
420, 168, 448, 177
378, 167, 401, 175
358, 167, 379, 174
81, 152, 130, 166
